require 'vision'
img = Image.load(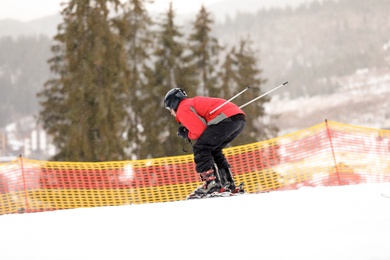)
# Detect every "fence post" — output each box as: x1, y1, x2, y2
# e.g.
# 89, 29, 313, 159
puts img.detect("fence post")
325, 119, 341, 185
19, 155, 29, 213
